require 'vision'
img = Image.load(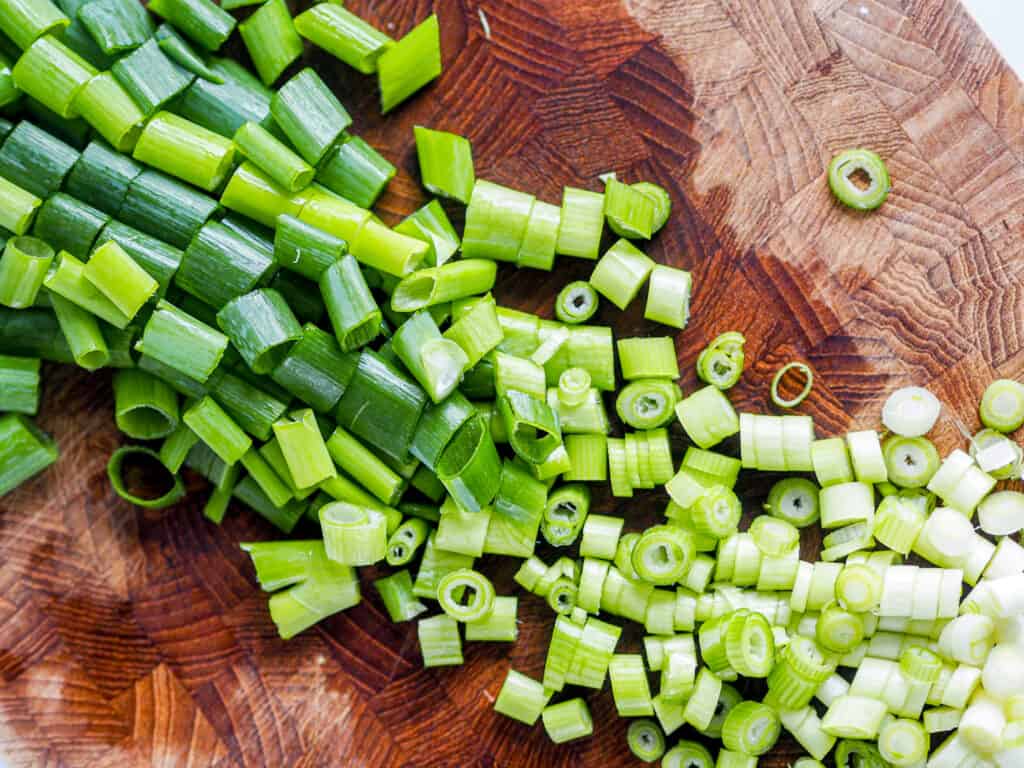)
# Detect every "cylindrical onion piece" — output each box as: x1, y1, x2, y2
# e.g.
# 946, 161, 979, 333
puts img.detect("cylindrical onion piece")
982, 644, 1024, 702
978, 491, 1024, 536
436, 568, 496, 623
937, 614, 995, 667
979, 379, 1024, 433
960, 691, 1006, 754
878, 717, 929, 767
819, 481, 874, 529
882, 386, 941, 437
764, 477, 819, 527
626, 718, 665, 763
320, 501, 387, 566
721, 701, 780, 756
846, 430, 888, 484
821, 695, 887, 739
883, 435, 940, 489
